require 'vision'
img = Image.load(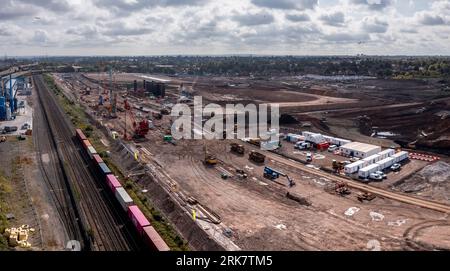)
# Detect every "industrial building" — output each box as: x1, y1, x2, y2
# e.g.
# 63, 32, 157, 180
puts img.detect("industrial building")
339, 142, 382, 159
